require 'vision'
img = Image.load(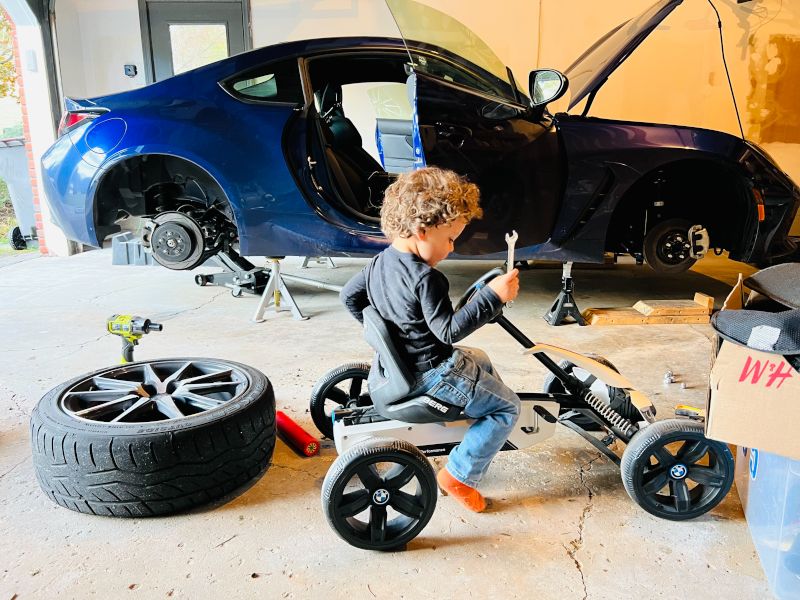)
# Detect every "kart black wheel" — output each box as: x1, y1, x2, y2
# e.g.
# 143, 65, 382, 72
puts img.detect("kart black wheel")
310, 362, 371, 438
543, 356, 640, 430
10, 226, 27, 250
30, 358, 276, 517
643, 218, 697, 274
322, 438, 437, 551
621, 418, 733, 520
